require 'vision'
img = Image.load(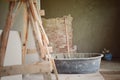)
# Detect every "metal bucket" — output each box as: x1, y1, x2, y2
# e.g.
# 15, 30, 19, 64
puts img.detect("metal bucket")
52, 53, 103, 74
